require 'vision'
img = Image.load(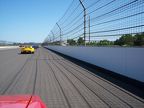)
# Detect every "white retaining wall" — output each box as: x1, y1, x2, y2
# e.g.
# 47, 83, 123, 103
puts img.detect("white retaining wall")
46, 46, 144, 82
0, 46, 19, 50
